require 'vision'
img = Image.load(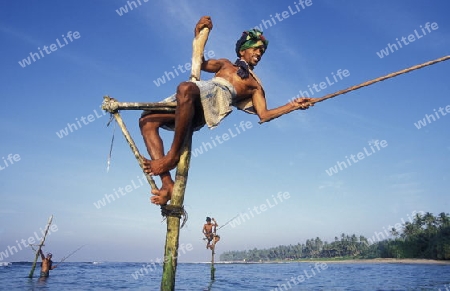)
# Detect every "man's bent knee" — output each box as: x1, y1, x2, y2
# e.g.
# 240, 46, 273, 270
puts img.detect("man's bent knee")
139, 116, 147, 129
177, 82, 200, 98
139, 115, 162, 131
